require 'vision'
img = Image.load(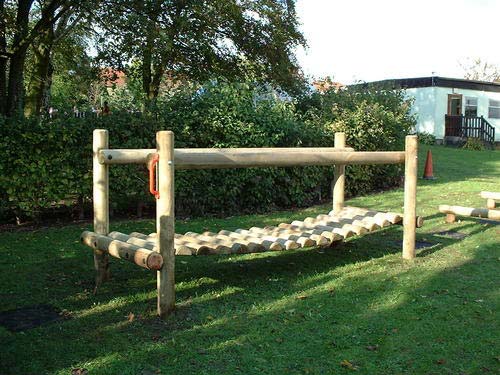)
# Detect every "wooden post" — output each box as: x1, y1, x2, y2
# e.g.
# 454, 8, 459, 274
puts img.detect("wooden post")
156, 131, 175, 317
93, 129, 110, 288
403, 135, 418, 259
333, 132, 346, 214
